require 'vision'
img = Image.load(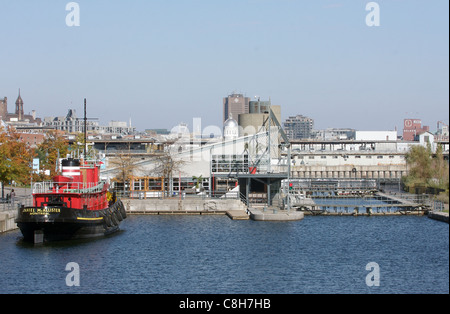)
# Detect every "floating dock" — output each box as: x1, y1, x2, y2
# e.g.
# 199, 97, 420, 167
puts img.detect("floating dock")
248, 207, 304, 221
